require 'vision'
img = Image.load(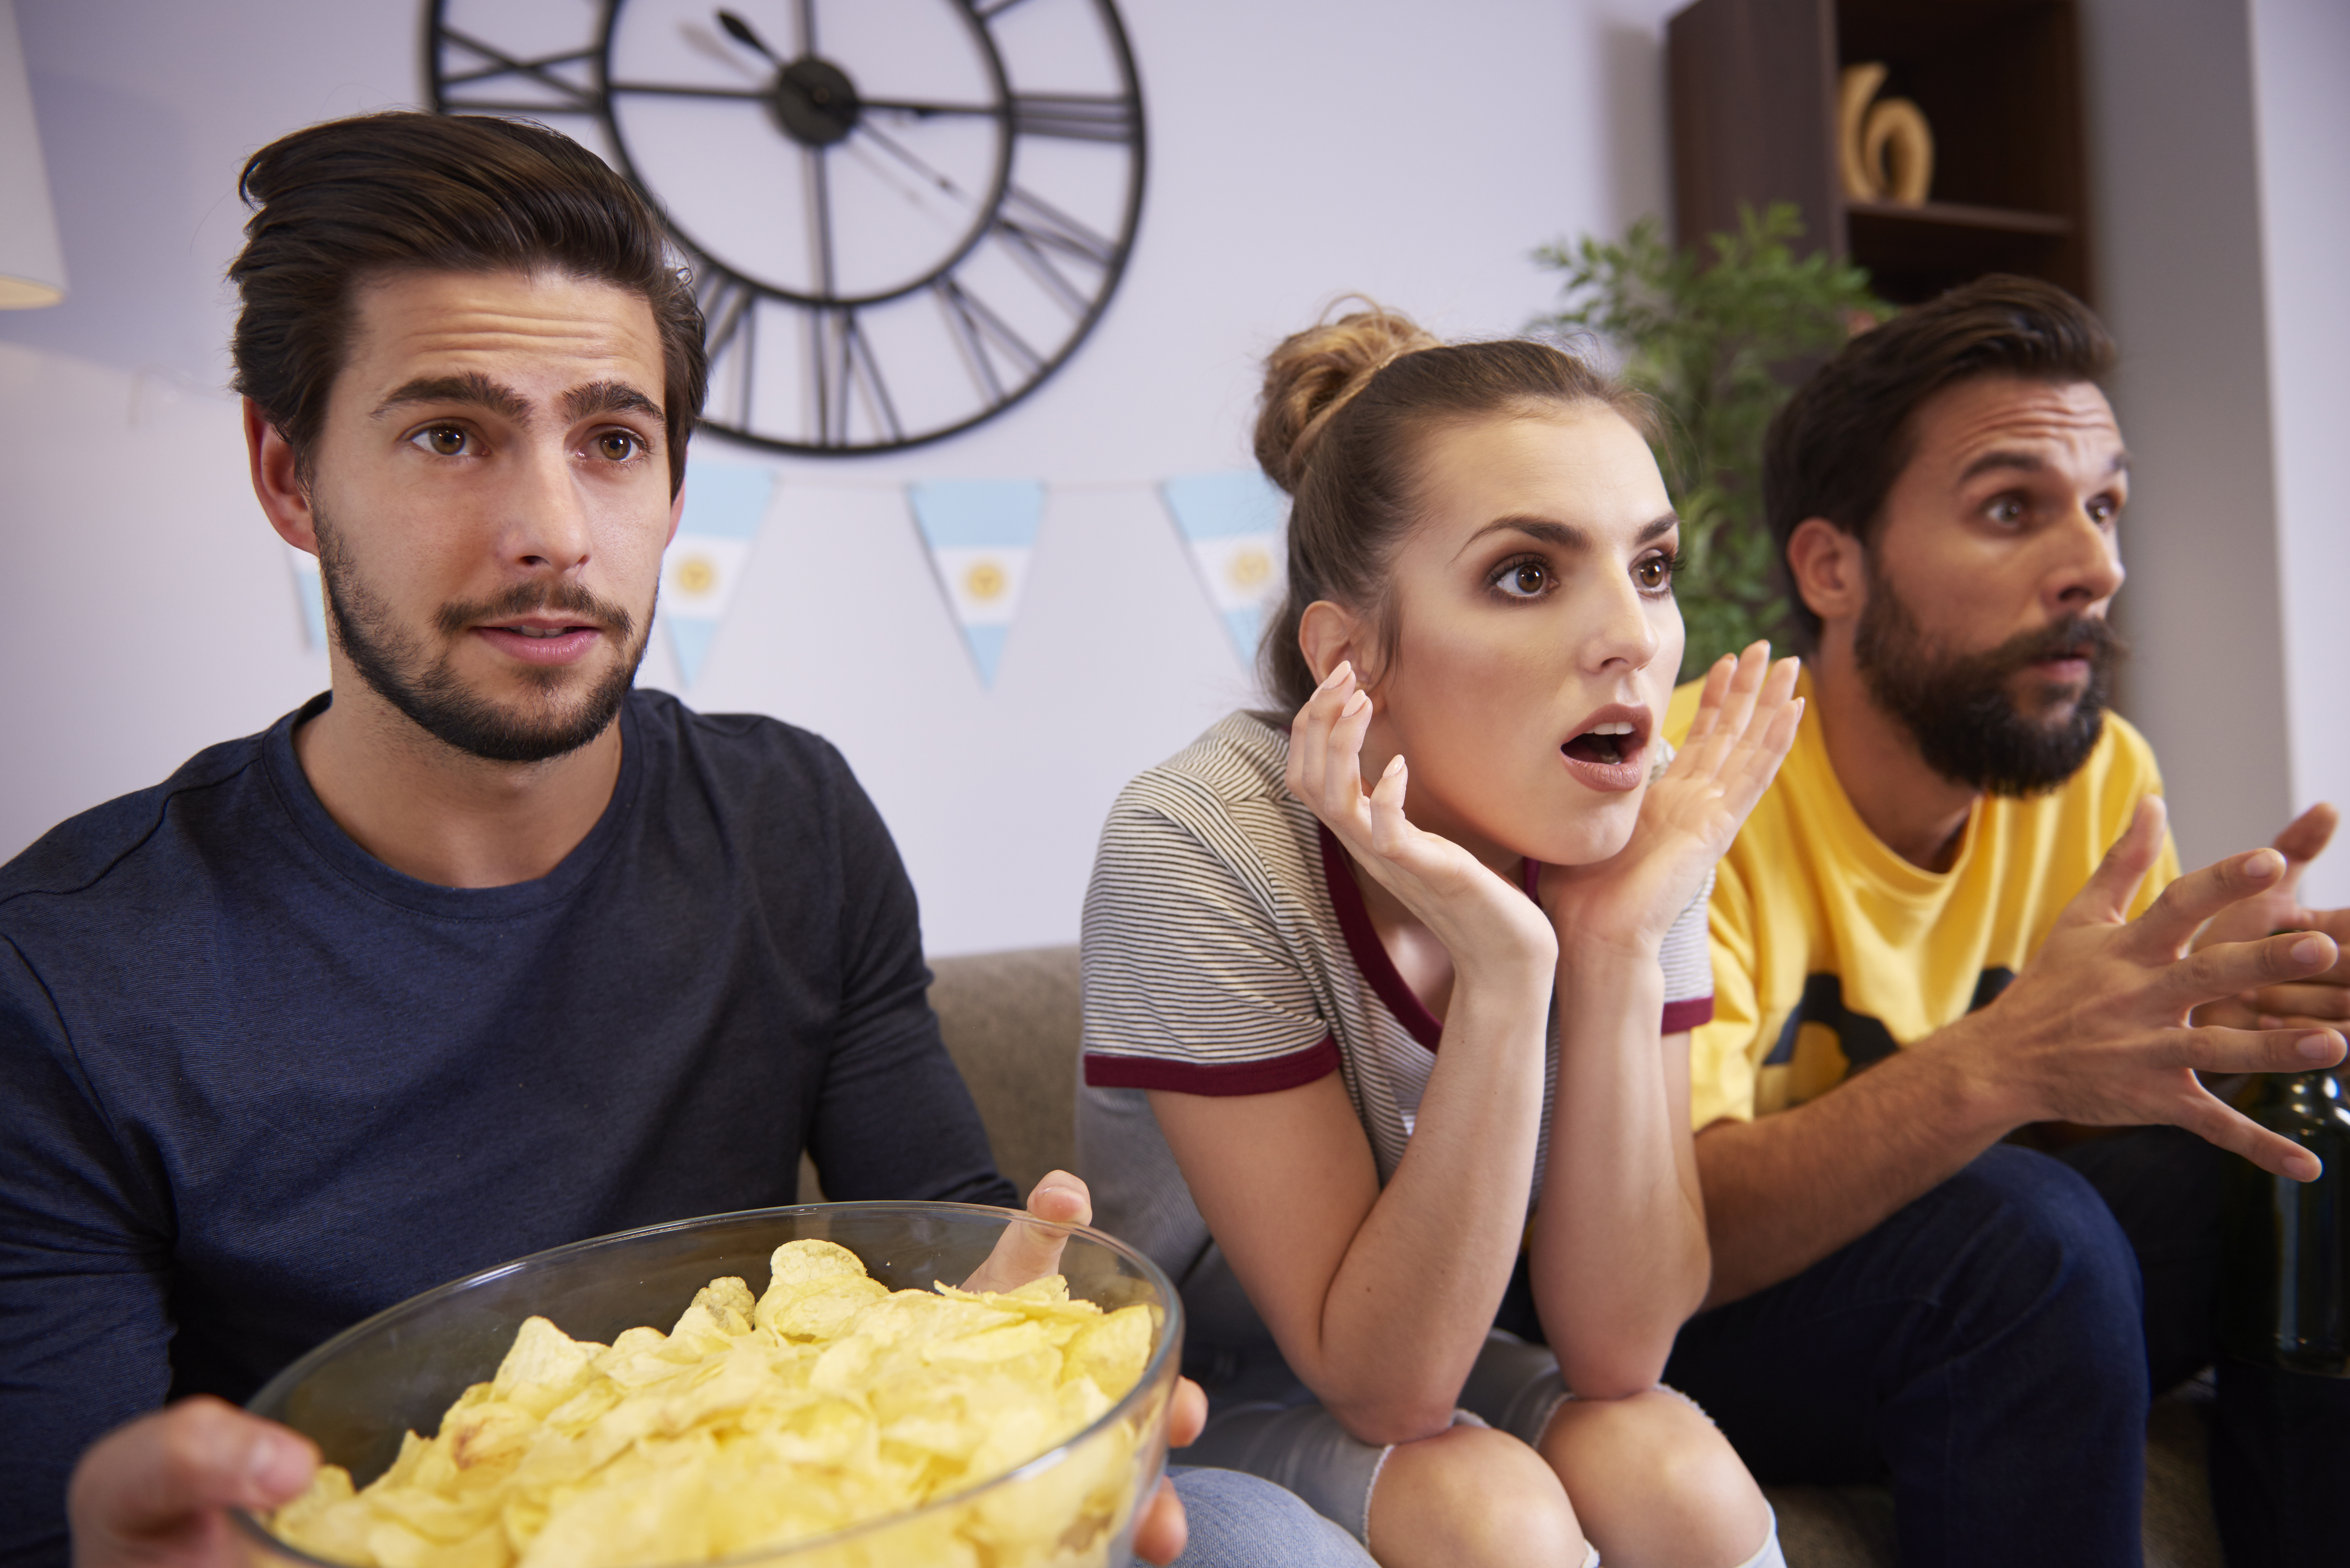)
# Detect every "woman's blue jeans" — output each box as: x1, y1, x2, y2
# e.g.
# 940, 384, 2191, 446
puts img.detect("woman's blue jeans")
1159, 1465, 1375, 1567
